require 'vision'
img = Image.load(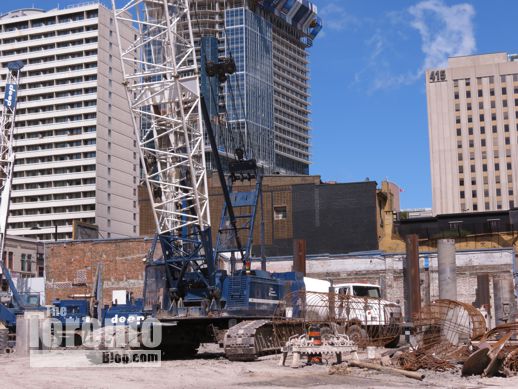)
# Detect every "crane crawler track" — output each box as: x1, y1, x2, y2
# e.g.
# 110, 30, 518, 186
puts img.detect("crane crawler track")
223, 319, 303, 361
